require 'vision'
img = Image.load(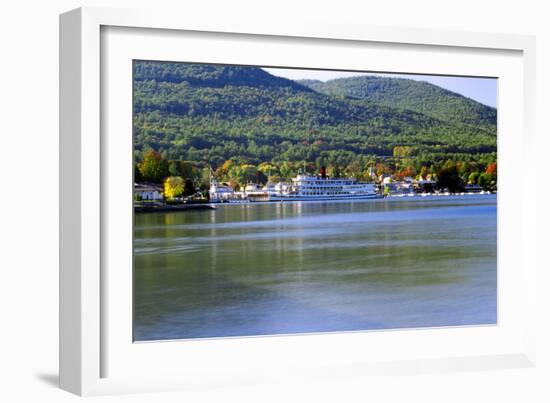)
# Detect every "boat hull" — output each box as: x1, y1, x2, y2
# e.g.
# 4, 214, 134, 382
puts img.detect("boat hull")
267, 193, 382, 202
